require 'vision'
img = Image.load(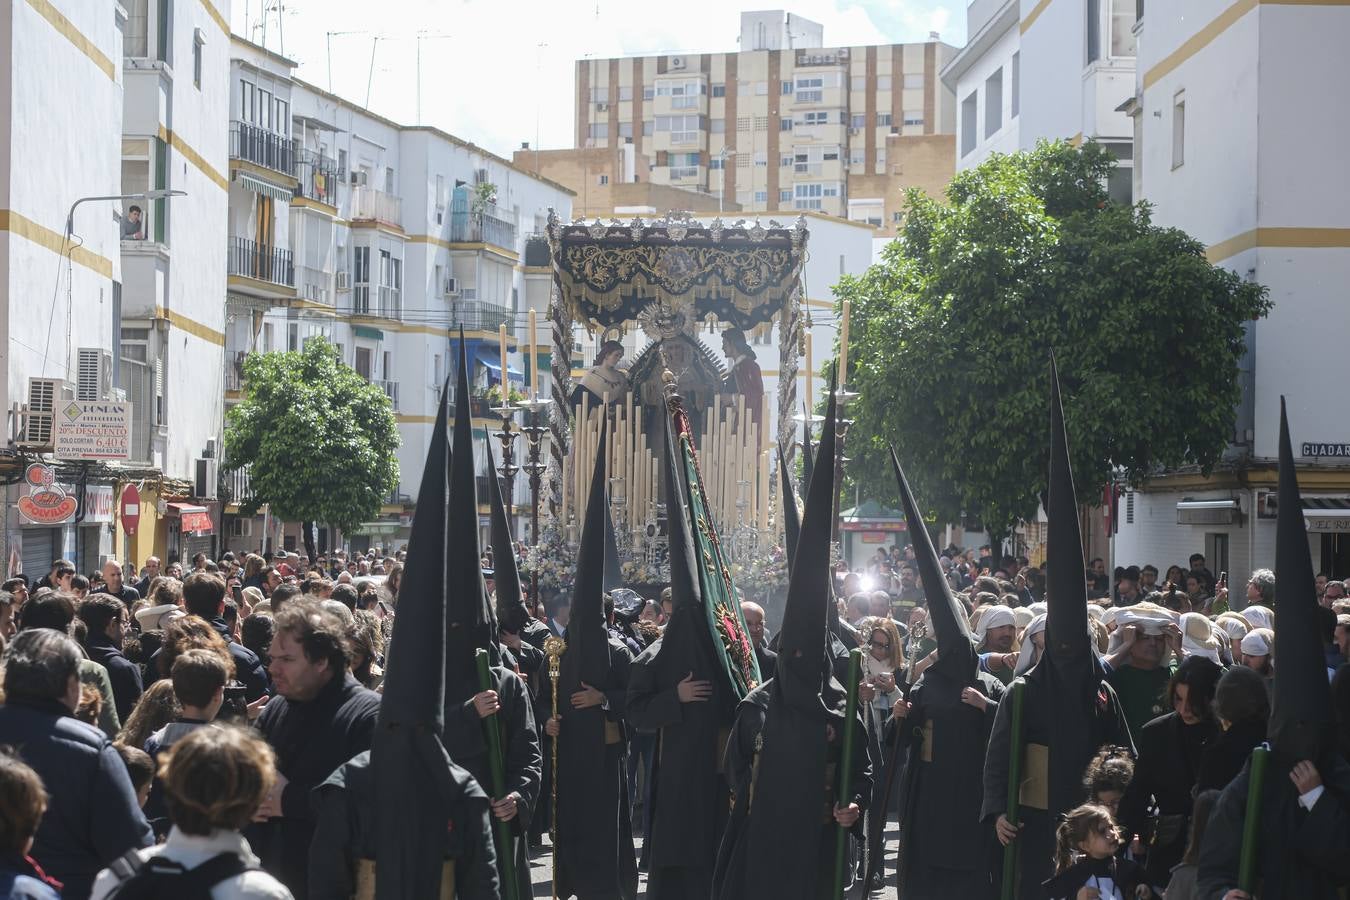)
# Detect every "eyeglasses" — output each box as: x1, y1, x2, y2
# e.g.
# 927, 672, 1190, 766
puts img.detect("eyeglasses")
869, 639, 892, 650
